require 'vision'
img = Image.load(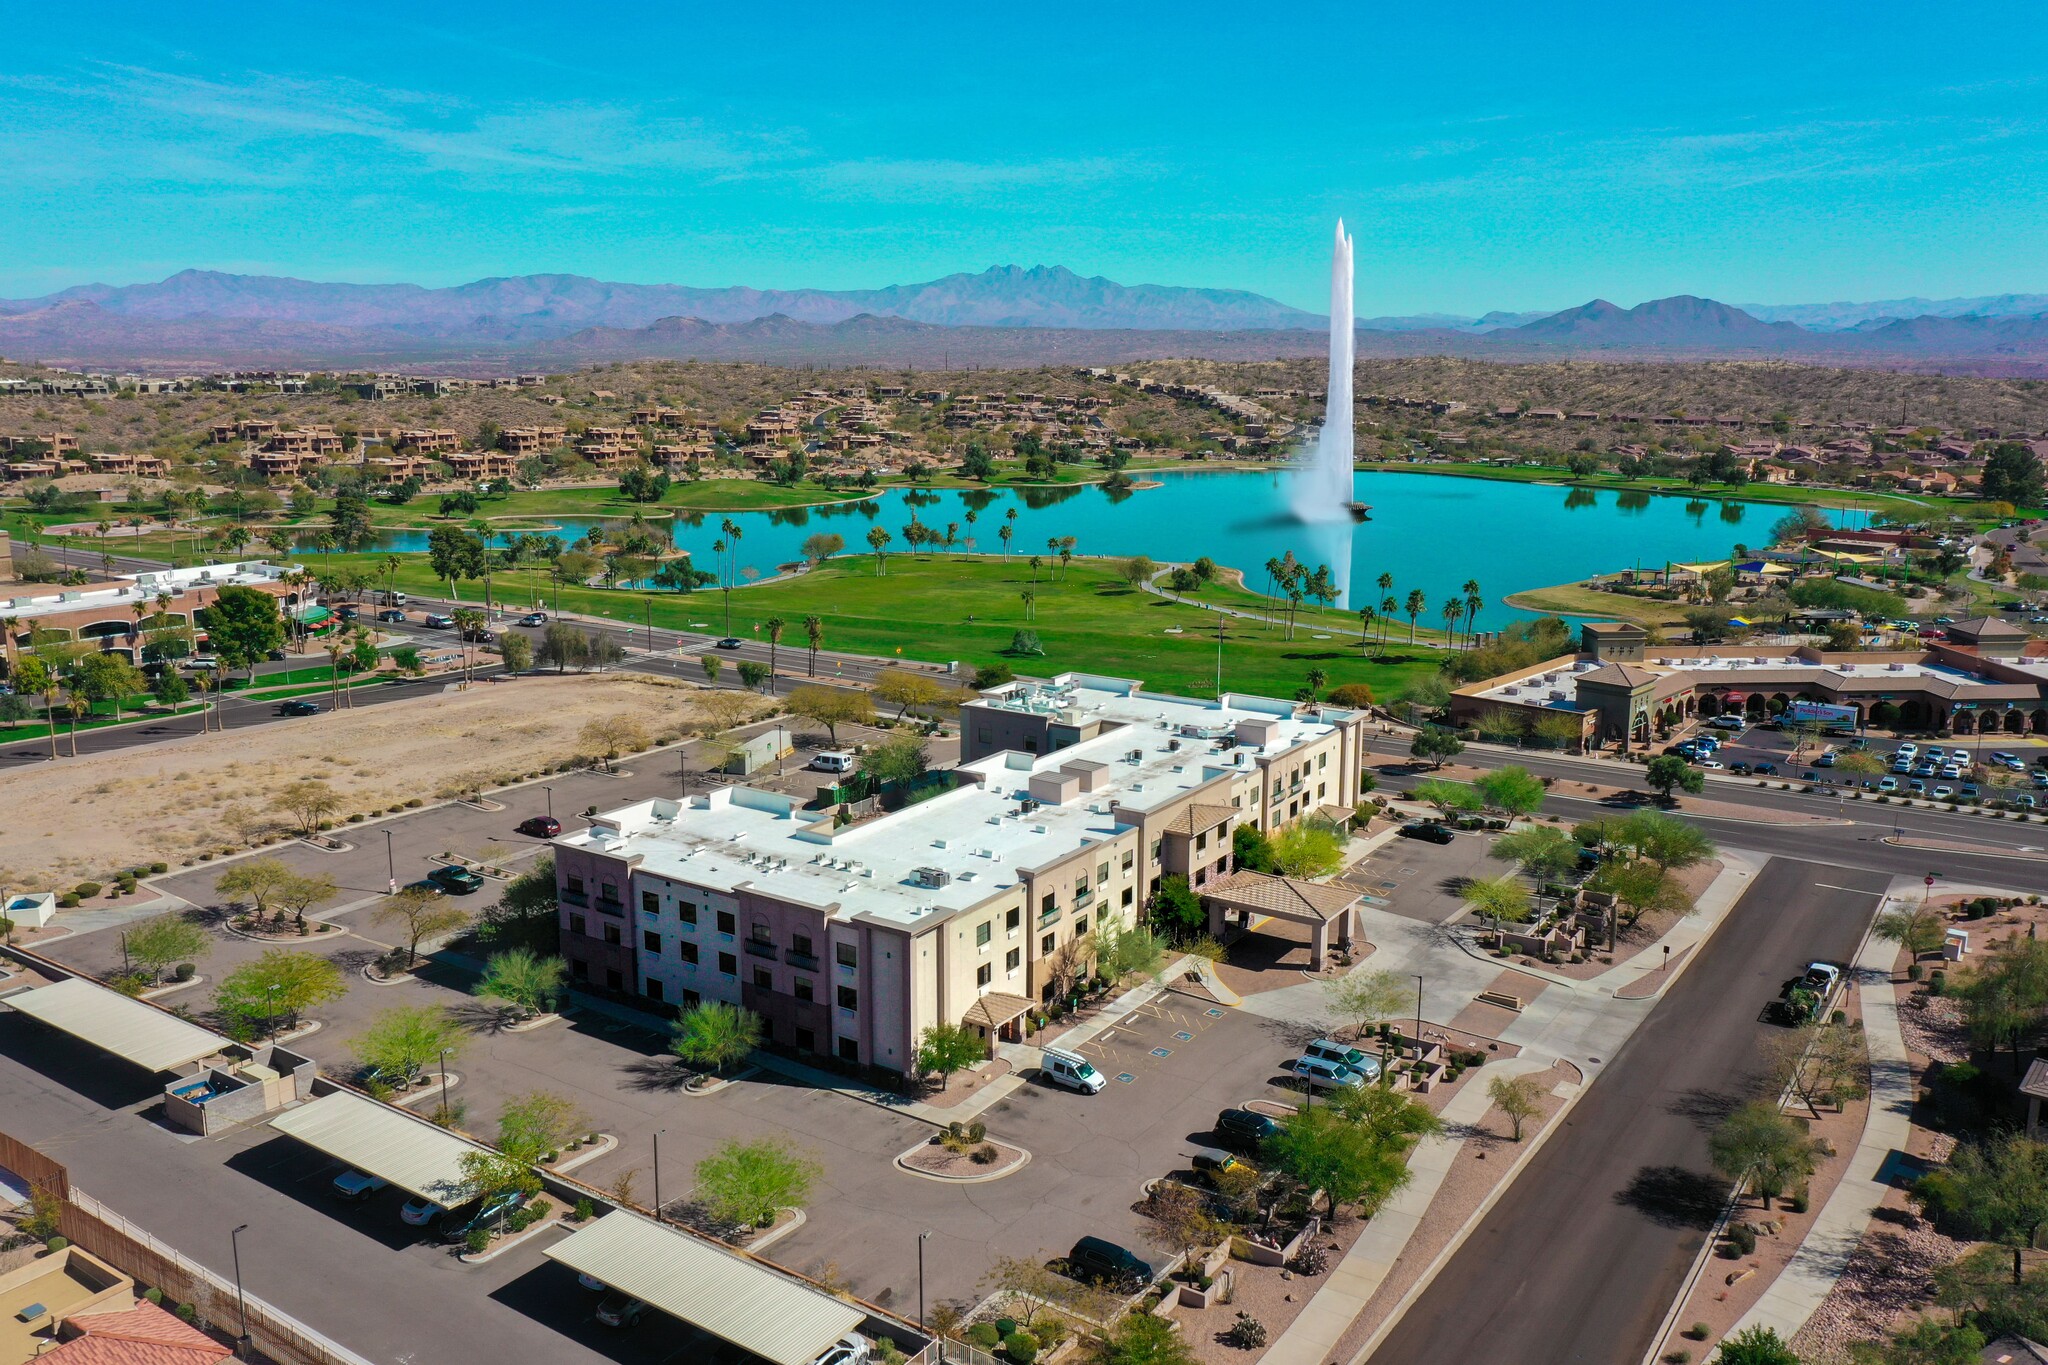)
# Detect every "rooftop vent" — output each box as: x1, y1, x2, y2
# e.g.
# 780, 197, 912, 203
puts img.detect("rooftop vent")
912, 865, 951, 888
